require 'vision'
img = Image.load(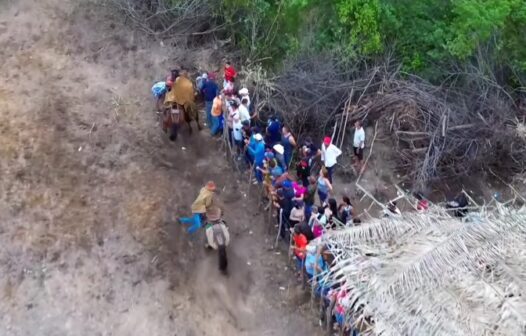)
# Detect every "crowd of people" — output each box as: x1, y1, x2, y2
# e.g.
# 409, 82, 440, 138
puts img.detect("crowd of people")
151, 61, 448, 335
